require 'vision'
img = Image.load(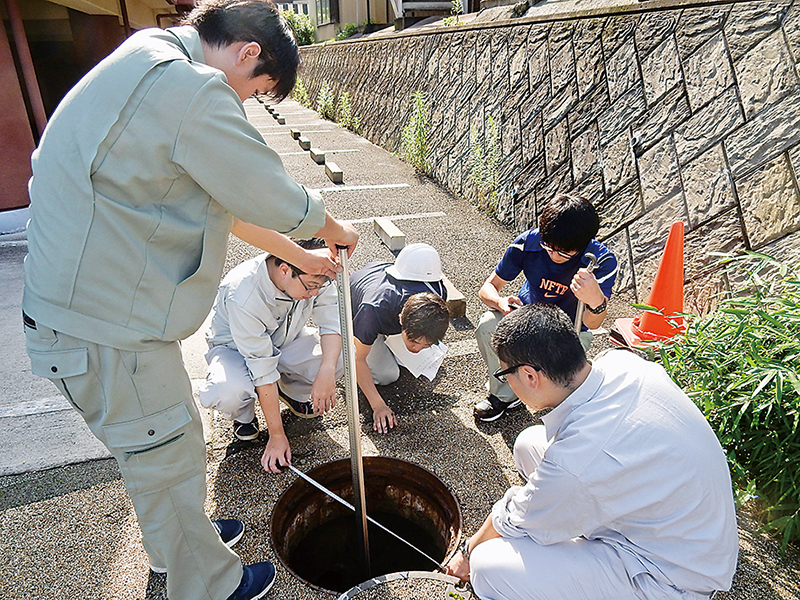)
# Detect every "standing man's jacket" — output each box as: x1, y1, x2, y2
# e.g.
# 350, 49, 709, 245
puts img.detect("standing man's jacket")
24, 26, 325, 351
